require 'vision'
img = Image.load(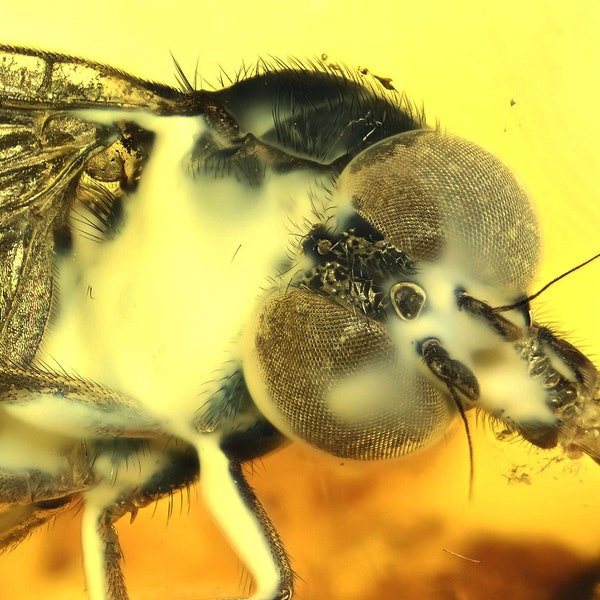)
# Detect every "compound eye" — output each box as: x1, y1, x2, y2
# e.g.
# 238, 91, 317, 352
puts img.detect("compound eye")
338, 129, 541, 292
243, 288, 455, 460
390, 282, 426, 320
